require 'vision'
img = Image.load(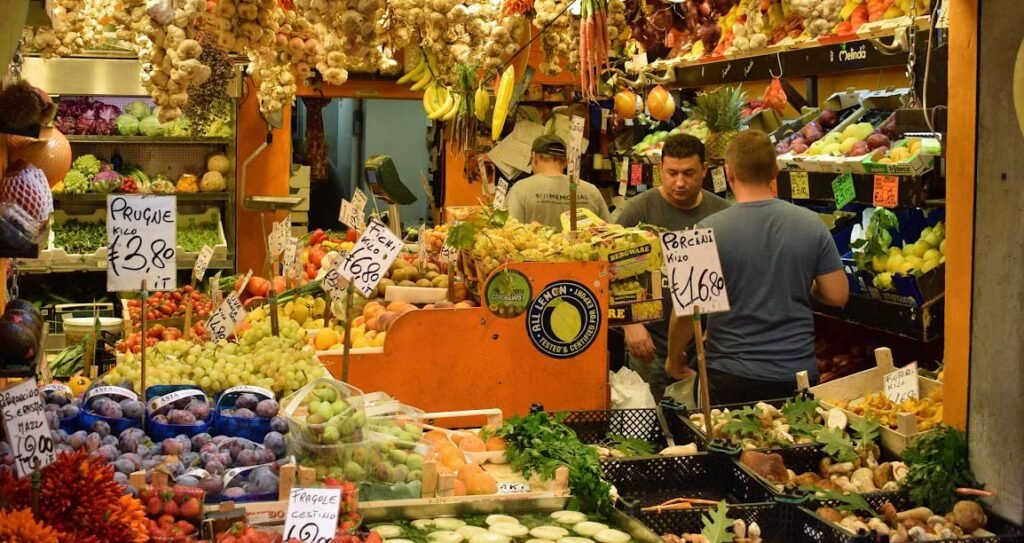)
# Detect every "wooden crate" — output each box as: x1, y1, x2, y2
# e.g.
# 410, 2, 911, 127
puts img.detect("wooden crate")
806, 347, 942, 457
